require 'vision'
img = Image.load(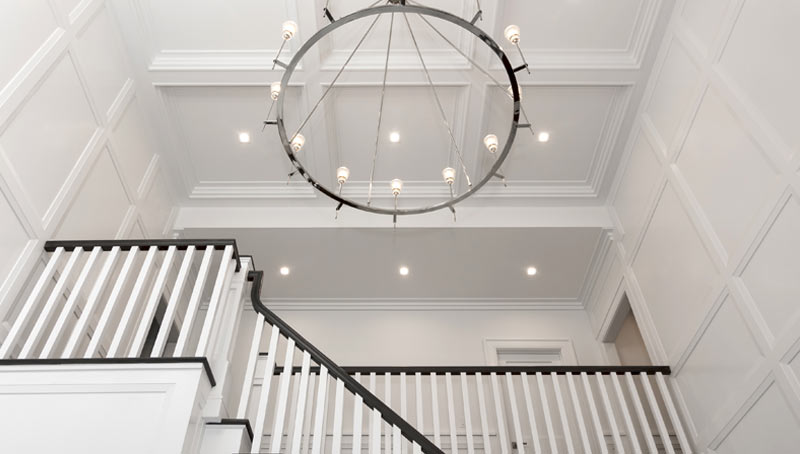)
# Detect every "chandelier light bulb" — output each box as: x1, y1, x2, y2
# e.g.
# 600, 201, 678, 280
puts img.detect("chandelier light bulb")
537, 131, 550, 143
504, 24, 521, 44
282, 20, 298, 40
291, 134, 305, 152
442, 167, 456, 185
270, 81, 282, 100
238, 132, 251, 144
391, 178, 403, 196
336, 166, 350, 184
483, 134, 499, 153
